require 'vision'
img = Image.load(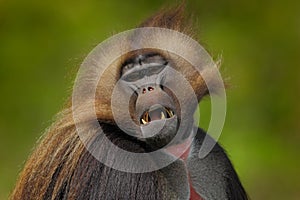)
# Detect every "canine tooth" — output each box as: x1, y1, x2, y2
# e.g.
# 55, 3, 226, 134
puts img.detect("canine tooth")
145, 112, 149, 121
166, 109, 173, 117
161, 112, 166, 119
141, 118, 147, 124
